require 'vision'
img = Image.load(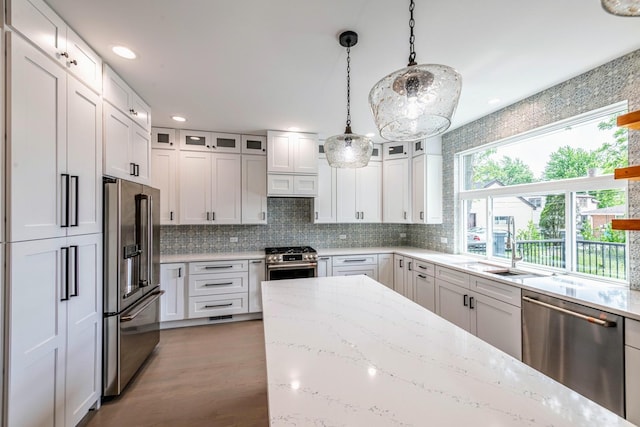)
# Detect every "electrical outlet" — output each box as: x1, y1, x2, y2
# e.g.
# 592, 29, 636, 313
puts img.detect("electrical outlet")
230, 237, 239, 243
440, 237, 448, 244
339, 234, 347, 239
400, 233, 407, 238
